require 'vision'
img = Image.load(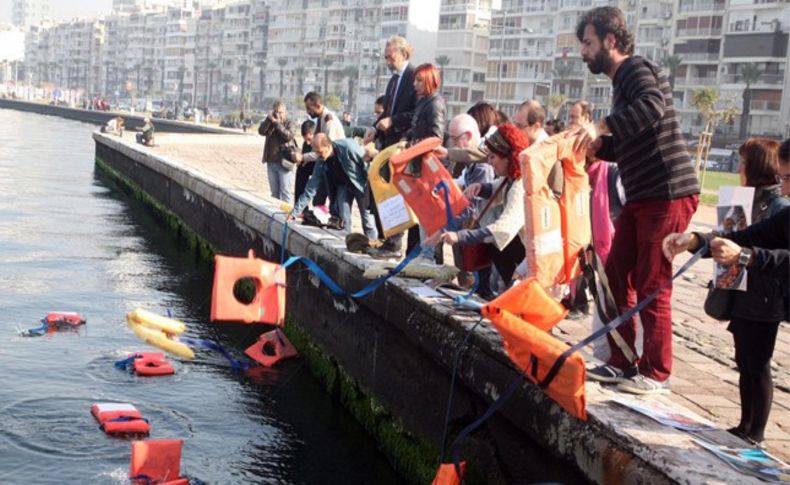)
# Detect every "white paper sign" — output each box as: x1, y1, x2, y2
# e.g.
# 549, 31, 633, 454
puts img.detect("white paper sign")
378, 194, 411, 231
